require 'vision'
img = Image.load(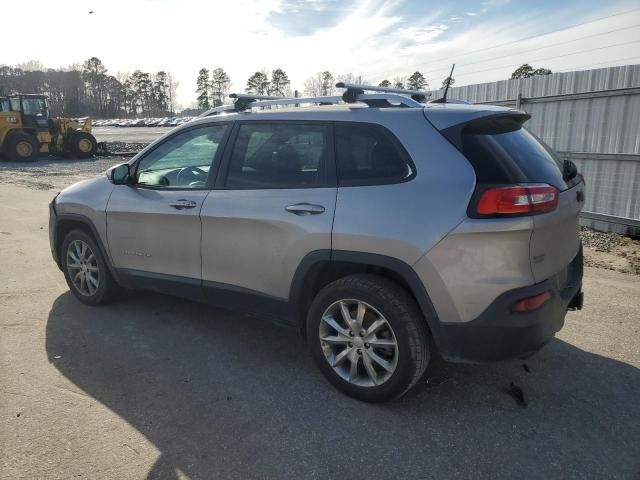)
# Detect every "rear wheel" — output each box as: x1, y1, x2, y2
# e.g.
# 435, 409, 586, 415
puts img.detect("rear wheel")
5, 133, 39, 162
70, 132, 98, 158
307, 274, 430, 402
61, 230, 116, 305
